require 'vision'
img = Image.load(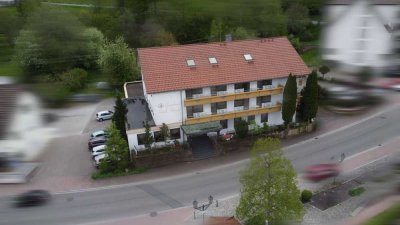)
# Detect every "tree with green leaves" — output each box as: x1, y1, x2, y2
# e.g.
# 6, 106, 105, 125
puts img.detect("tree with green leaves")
112, 92, 128, 142
14, 6, 97, 76
15, 0, 40, 17
98, 37, 139, 85
236, 138, 304, 225
209, 18, 226, 42
232, 27, 256, 41
144, 121, 154, 150
286, 3, 310, 35
256, 1, 287, 37
300, 70, 319, 122
319, 65, 330, 79
99, 122, 130, 173
234, 119, 249, 138
160, 123, 170, 145
282, 74, 297, 127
